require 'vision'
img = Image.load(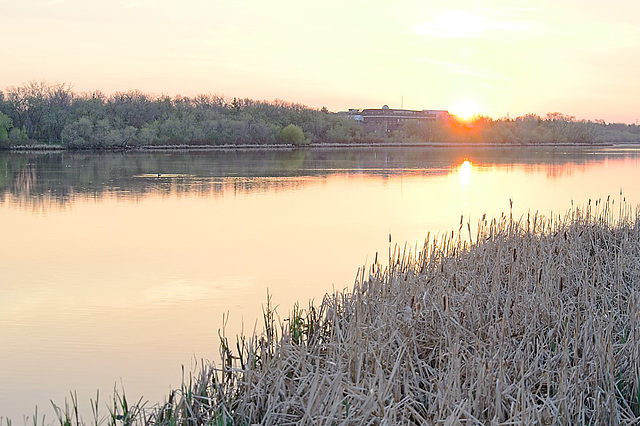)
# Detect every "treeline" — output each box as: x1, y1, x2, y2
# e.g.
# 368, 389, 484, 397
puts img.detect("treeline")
0, 82, 361, 149
1, 81, 639, 149
400, 112, 640, 145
